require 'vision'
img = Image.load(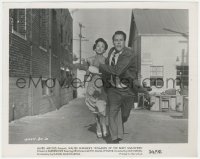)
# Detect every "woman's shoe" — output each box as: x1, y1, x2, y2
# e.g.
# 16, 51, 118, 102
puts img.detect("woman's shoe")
103, 132, 108, 137
102, 128, 108, 137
